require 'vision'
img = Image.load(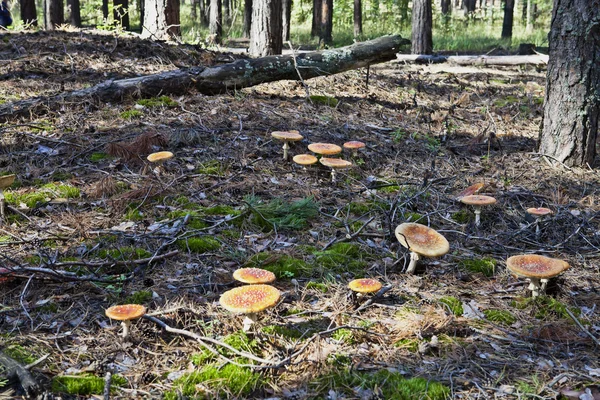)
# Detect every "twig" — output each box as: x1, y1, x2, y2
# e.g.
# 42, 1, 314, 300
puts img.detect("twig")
354, 285, 393, 312
322, 216, 375, 250
24, 354, 49, 370
20, 274, 35, 331
564, 307, 600, 347
287, 40, 311, 100
103, 371, 112, 400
